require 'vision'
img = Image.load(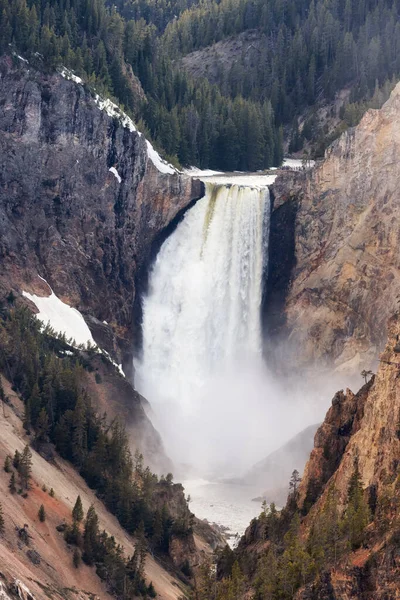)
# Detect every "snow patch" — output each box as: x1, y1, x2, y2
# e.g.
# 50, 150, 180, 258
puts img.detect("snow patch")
145, 140, 175, 175
23, 280, 126, 377
13, 53, 29, 64
93, 94, 175, 174
185, 167, 224, 177
22, 288, 96, 348
58, 70, 176, 174
283, 157, 315, 169
185, 167, 277, 188
193, 172, 277, 188
59, 67, 83, 85
102, 349, 125, 377
109, 167, 122, 183
94, 95, 137, 132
